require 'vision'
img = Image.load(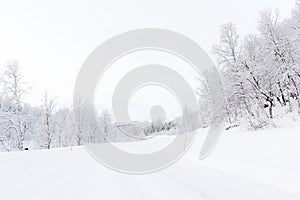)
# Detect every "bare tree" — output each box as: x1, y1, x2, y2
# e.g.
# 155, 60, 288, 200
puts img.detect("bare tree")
0, 61, 28, 150
41, 91, 57, 149
98, 109, 111, 142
